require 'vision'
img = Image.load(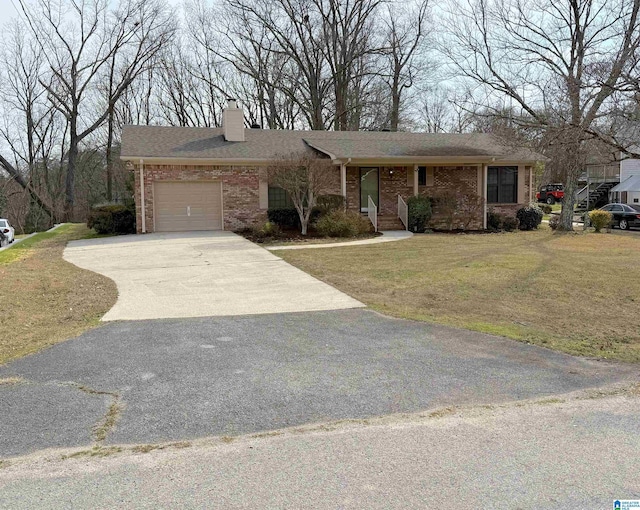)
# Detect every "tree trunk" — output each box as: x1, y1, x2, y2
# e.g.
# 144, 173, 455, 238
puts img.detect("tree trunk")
106, 104, 115, 202
558, 135, 582, 231
0, 154, 55, 221
65, 133, 78, 222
